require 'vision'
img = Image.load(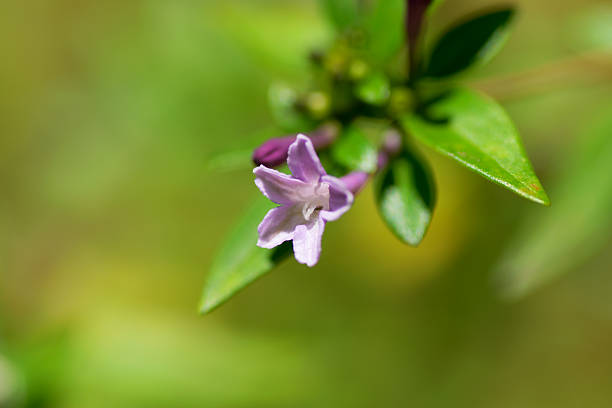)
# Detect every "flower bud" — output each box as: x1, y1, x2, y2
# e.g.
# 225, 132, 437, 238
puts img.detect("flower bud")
377, 129, 403, 170
340, 171, 370, 195
252, 135, 296, 167
388, 87, 416, 116
348, 59, 369, 81
252, 122, 340, 167
305, 91, 331, 119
